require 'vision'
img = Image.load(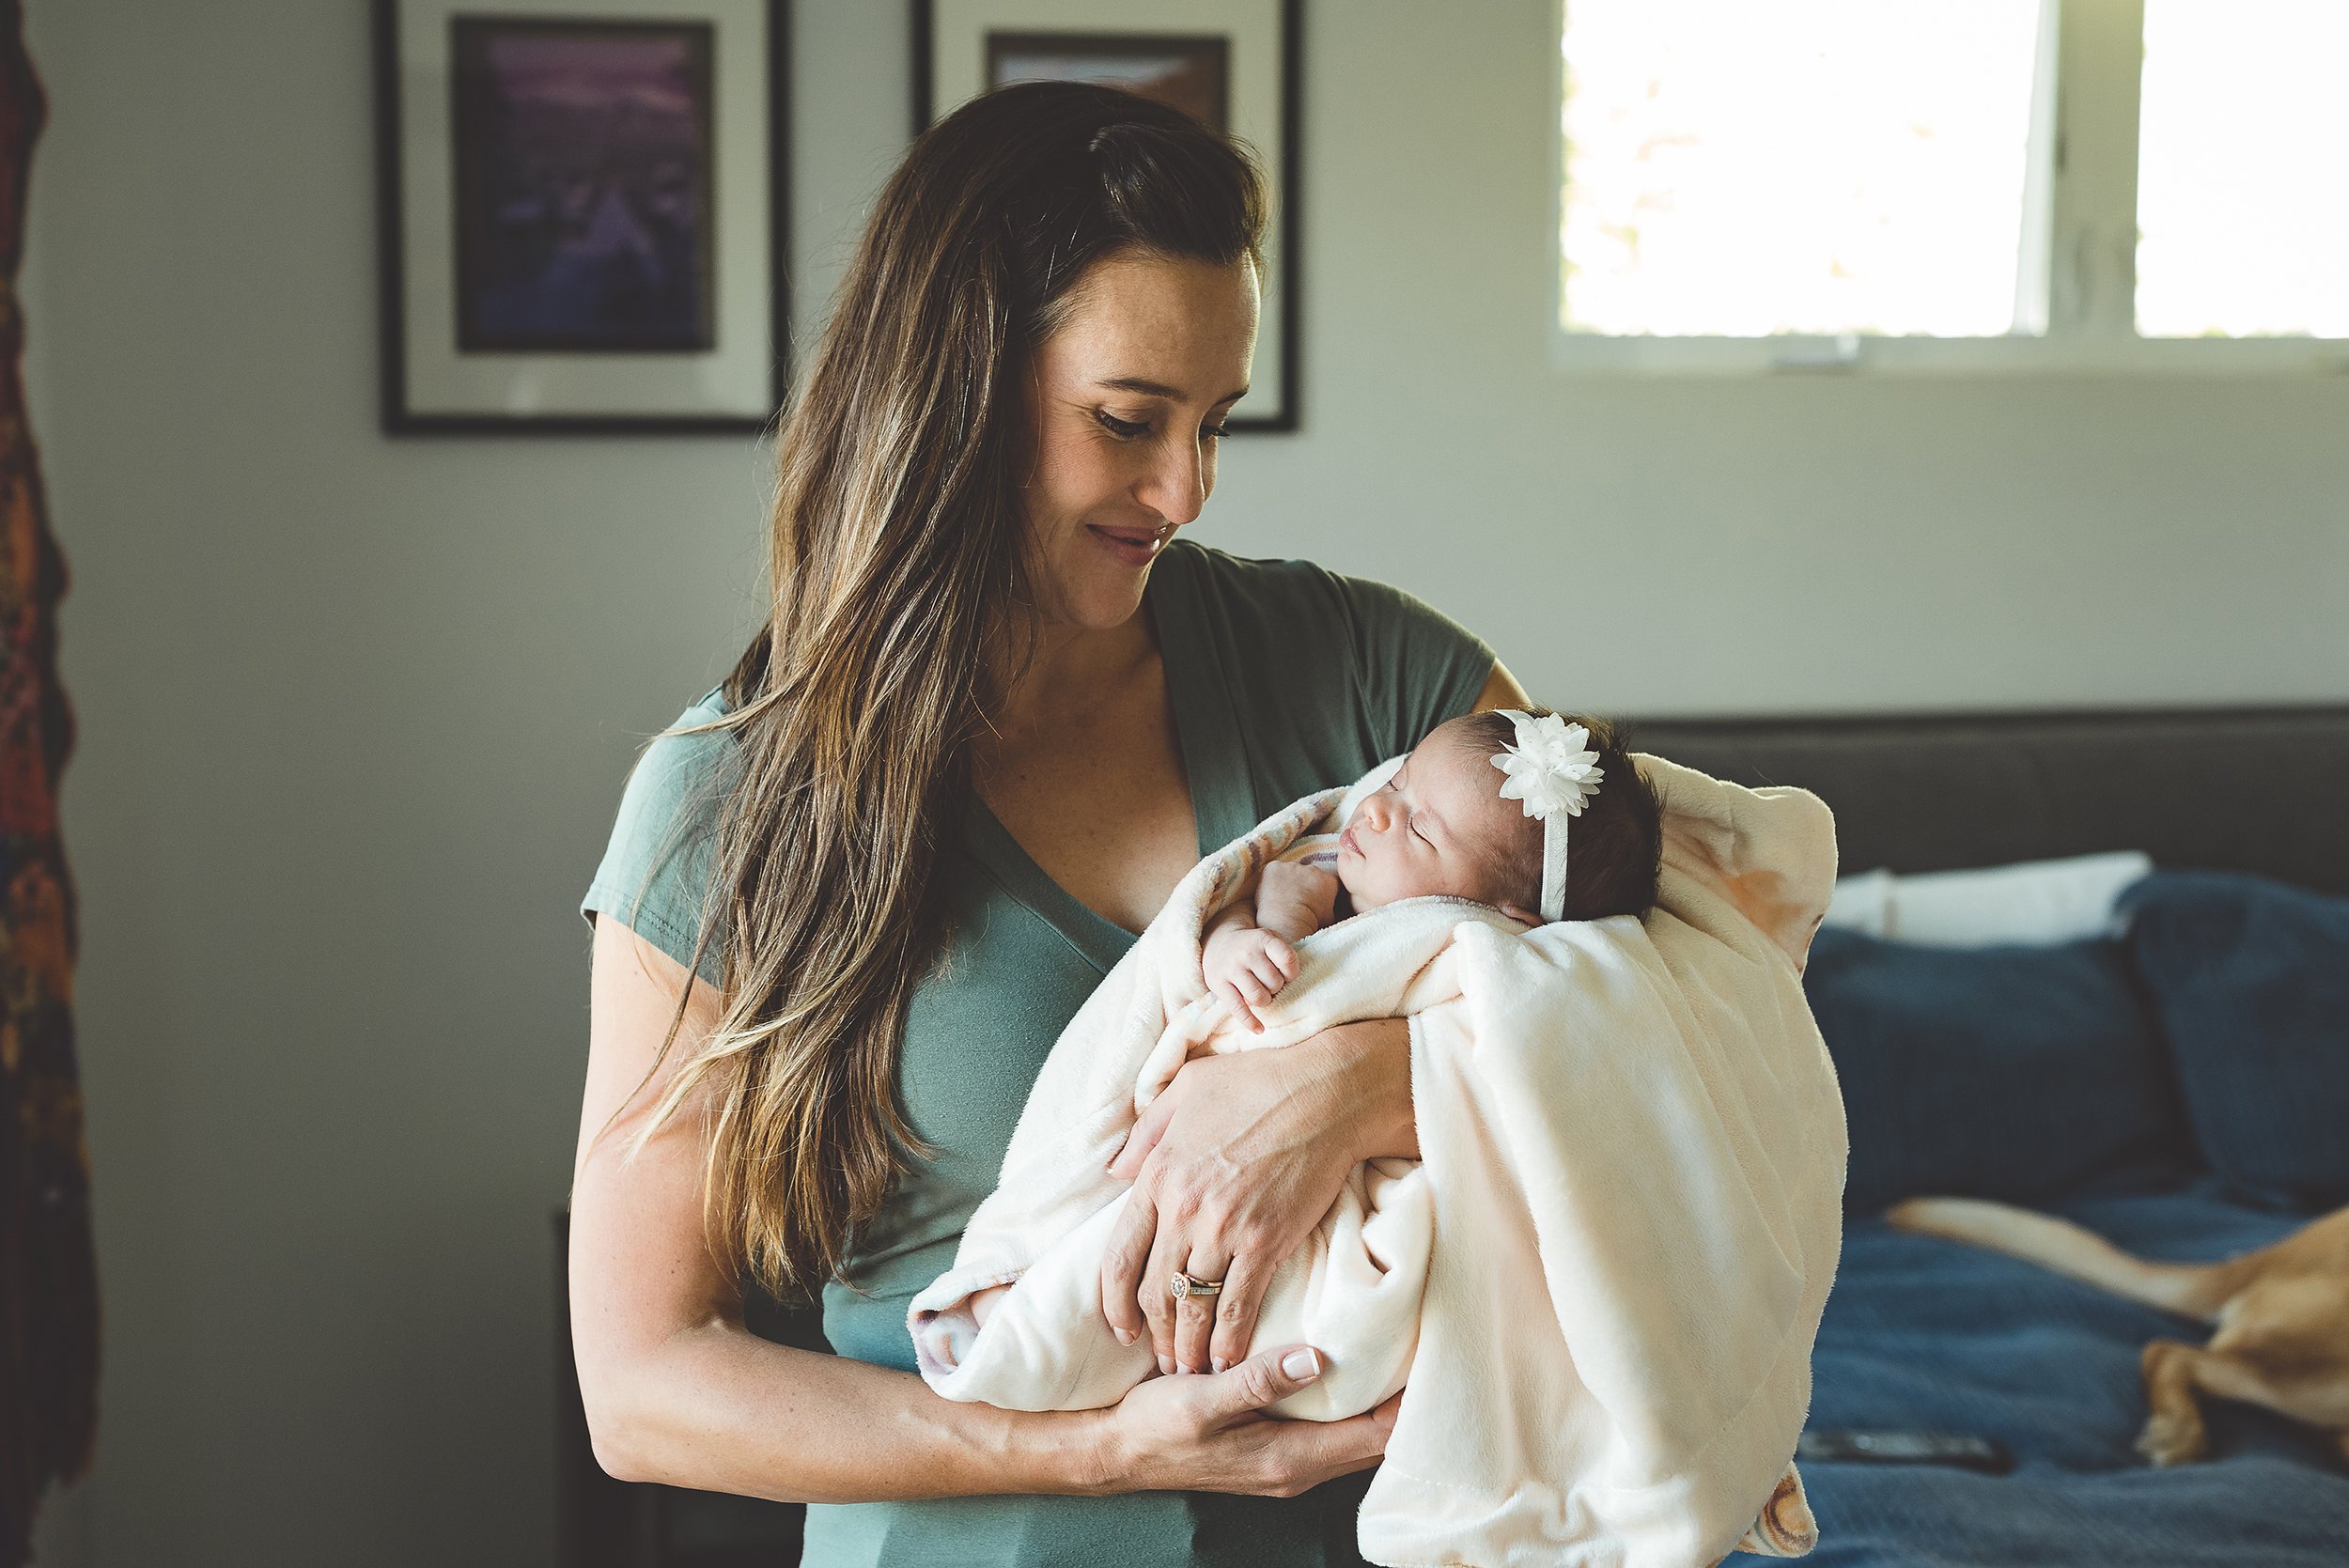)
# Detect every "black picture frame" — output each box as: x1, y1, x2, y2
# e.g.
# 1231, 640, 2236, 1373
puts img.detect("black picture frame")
911, 0, 1302, 434
374, 0, 791, 435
